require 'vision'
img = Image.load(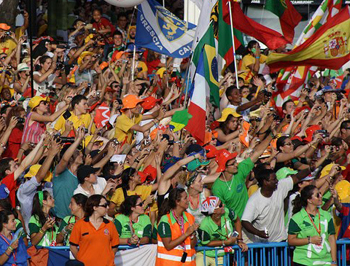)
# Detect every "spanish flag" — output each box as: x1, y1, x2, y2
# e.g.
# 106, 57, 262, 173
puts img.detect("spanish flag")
267, 6, 350, 72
